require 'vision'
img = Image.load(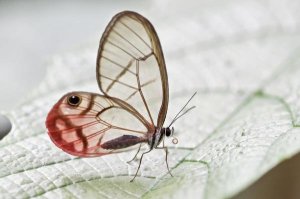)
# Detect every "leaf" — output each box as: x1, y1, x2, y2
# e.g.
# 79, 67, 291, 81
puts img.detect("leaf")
2, 0, 300, 198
